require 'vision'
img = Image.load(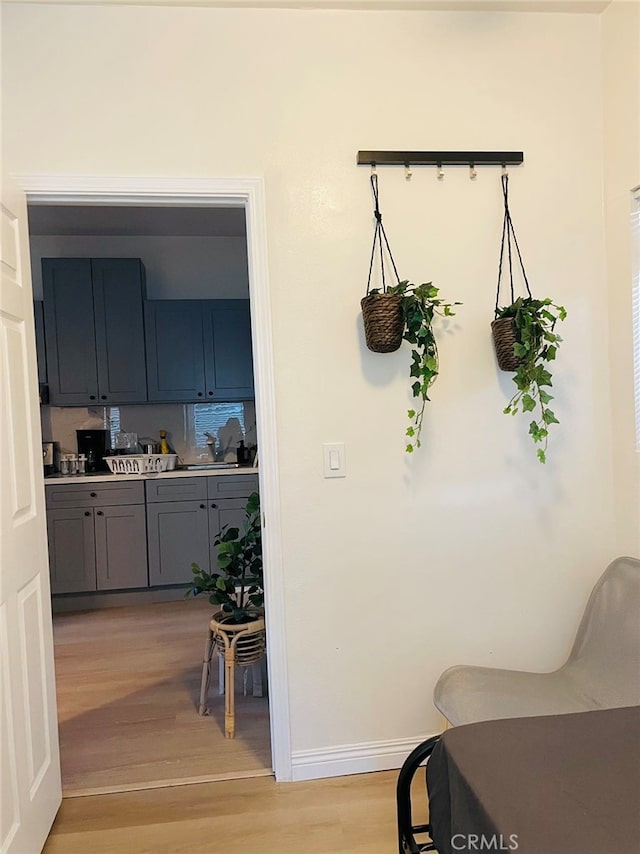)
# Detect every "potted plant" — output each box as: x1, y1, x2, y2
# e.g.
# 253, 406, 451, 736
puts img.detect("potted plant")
493, 296, 566, 463
368, 280, 460, 453
188, 490, 263, 624
188, 491, 265, 736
